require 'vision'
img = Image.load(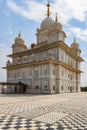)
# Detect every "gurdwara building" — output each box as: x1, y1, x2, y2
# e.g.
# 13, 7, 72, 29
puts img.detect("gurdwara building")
5, 2, 83, 94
